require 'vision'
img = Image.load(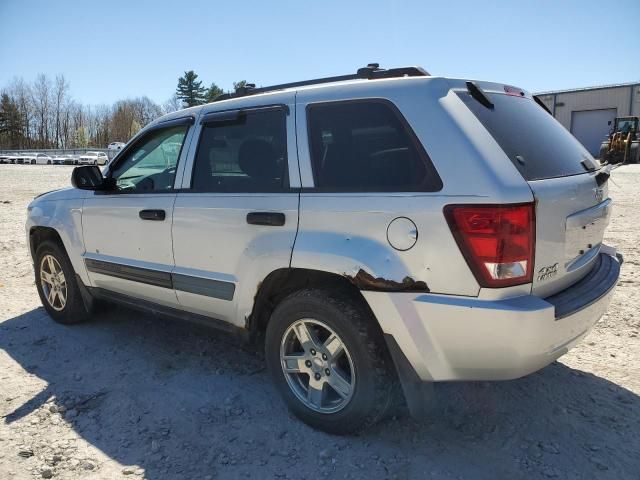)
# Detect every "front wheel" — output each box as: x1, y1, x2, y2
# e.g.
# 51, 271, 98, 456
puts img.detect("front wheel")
34, 240, 88, 324
265, 289, 395, 434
